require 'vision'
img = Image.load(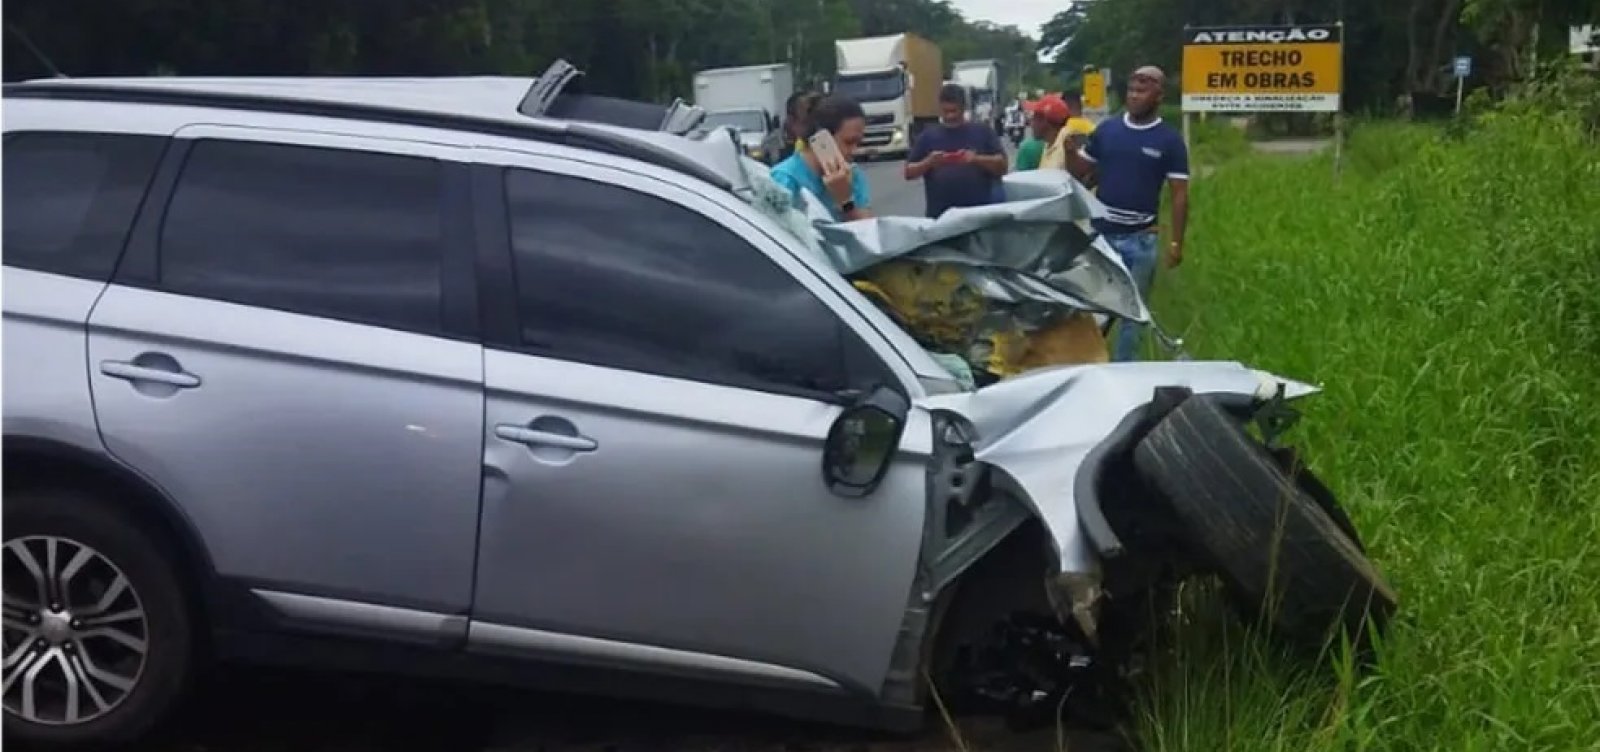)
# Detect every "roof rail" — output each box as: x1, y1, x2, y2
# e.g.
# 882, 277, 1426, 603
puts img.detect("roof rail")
519, 59, 707, 136
3, 80, 733, 191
